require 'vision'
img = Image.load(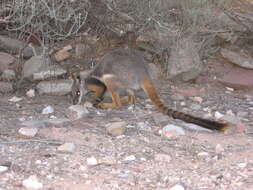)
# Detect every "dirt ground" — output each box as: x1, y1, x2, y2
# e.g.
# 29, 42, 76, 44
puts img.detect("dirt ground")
0, 77, 253, 190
